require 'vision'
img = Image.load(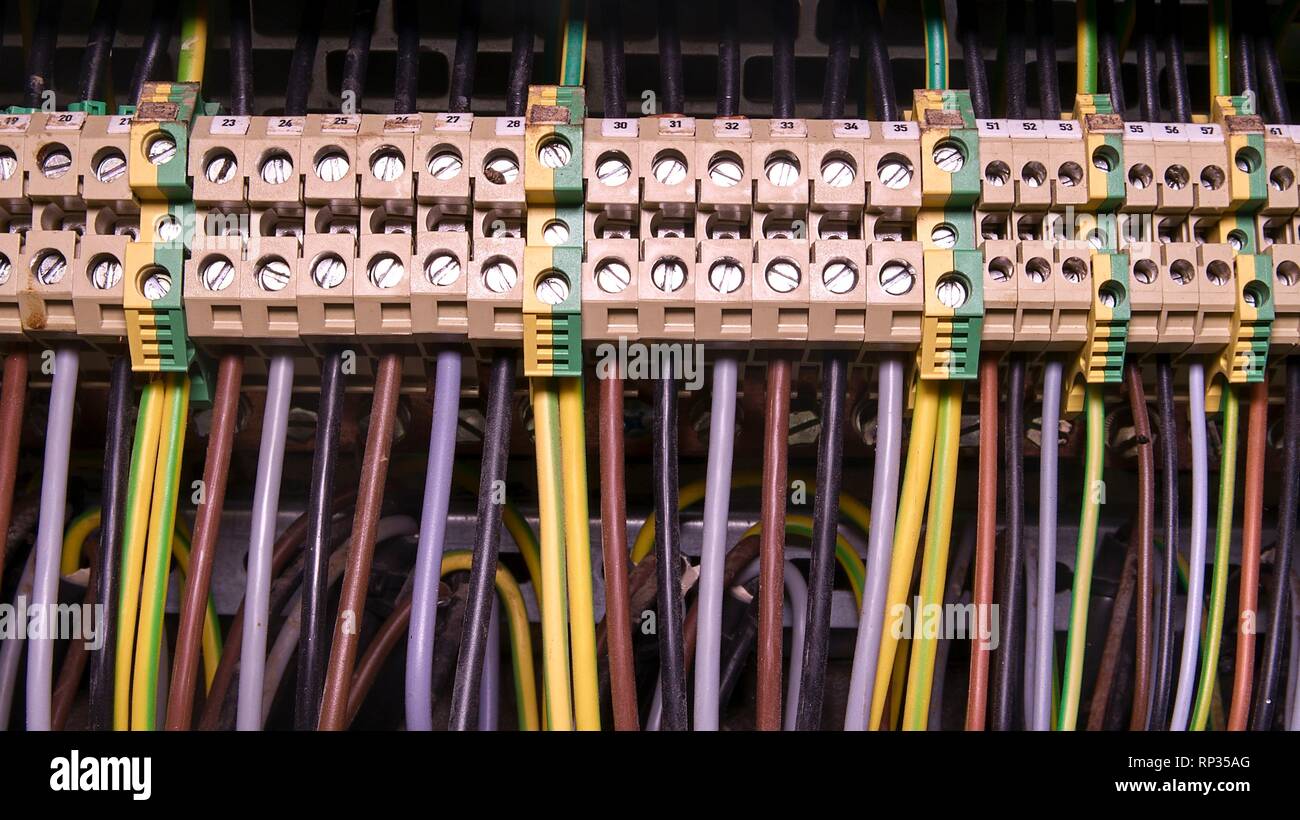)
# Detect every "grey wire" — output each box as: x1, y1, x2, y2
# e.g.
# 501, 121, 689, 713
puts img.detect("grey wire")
649, 554, 809, 731
25, 346, 79, 731
1023, 525, 1038, 727
692, 355, 738, 730
236, 353, 295, 731
0, 551, 37, 729
844, 355, 904, 730
1031, 359, 1062, 730
1170, 361, 1208, 731
478, 601, 499, 730
404, 349, 461, 729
